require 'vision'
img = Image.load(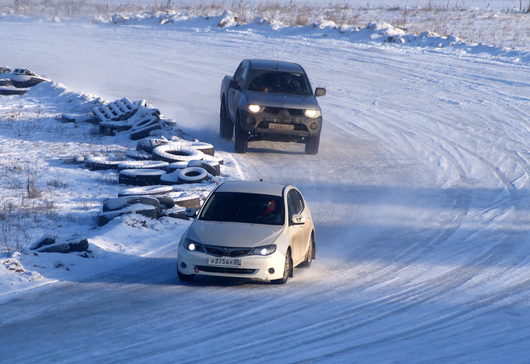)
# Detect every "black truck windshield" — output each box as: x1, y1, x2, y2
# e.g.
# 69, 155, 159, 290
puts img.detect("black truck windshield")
199, 192, 285, 225
247, 70, 312, 96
